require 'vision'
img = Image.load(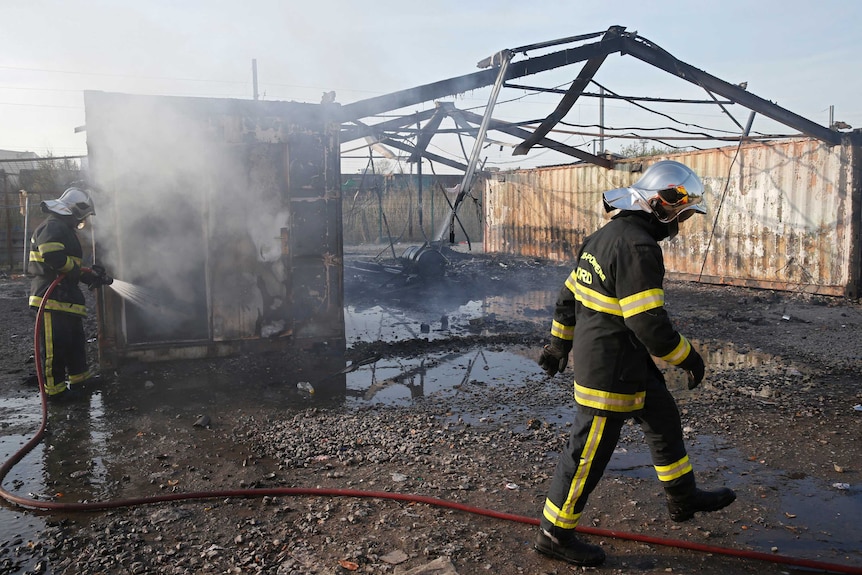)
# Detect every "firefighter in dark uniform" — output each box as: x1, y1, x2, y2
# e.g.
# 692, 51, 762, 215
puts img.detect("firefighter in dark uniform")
28, 186, 112, 401
534, 161, 736, 566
